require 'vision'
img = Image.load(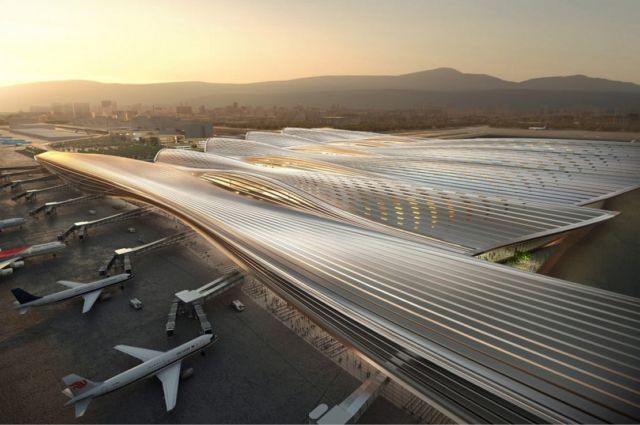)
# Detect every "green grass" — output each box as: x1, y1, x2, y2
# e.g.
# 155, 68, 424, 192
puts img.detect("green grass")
77, 145, 162, 160
504, 249, 532, 266
17, 146, 47, 158
53, 135, 139, 148
53, 135, 163, 160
